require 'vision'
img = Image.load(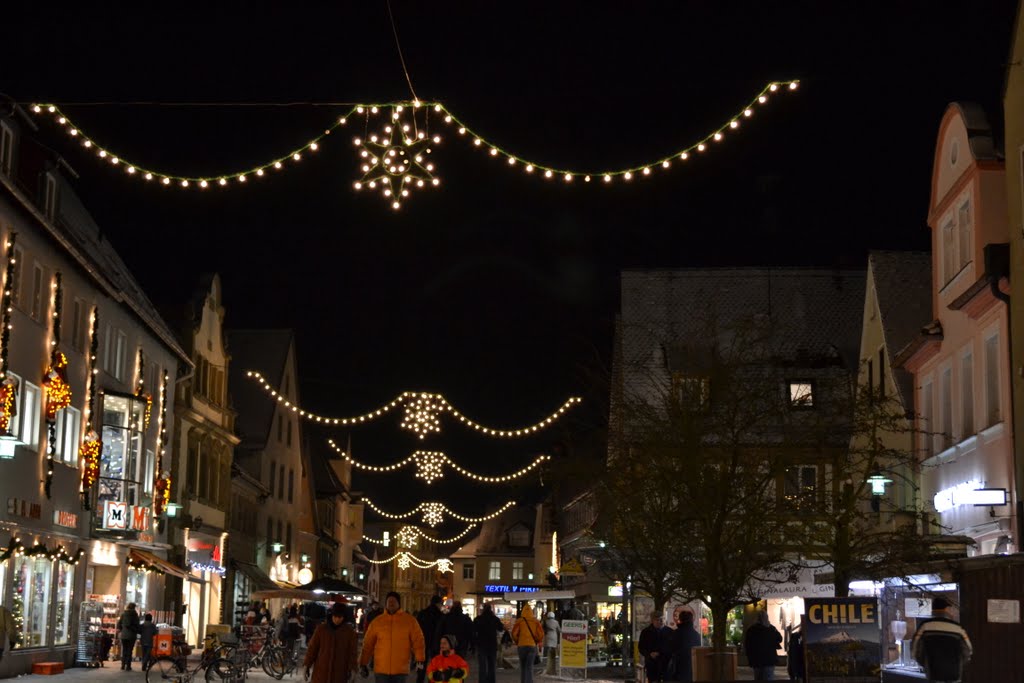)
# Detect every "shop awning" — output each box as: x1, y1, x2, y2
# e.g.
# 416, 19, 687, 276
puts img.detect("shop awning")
232, 560, 279, 591
129, 549, 189, 580
504, 590, 575, 602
